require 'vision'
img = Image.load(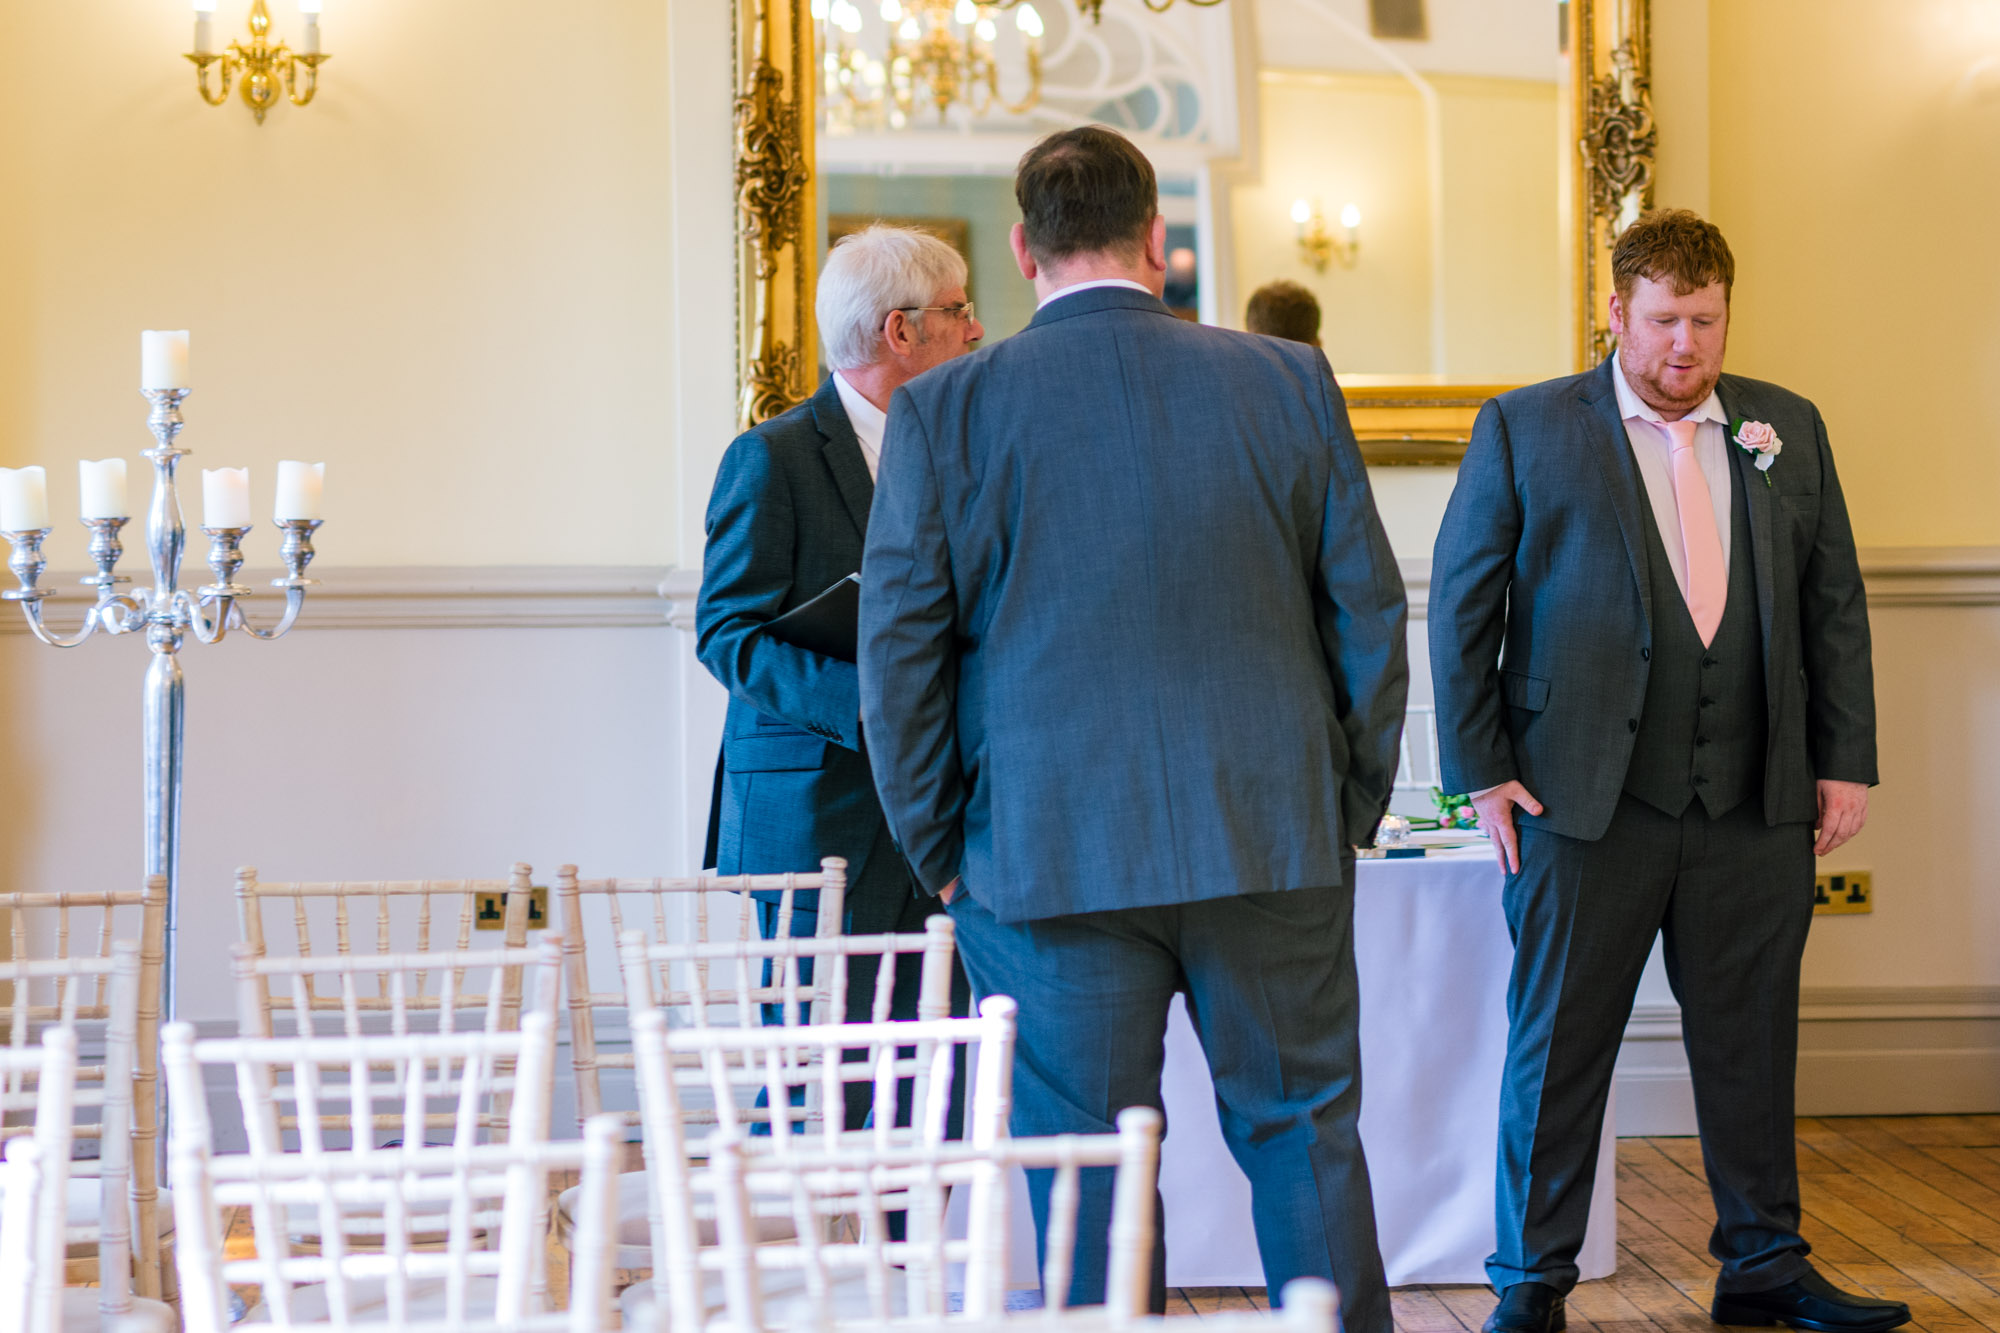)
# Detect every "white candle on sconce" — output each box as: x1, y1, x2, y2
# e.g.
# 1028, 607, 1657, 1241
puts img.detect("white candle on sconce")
202, 468, 251, 529
79, 459, 129, 520
0, 466, 50, 532
192, 0, 217, 55
274, 461, 324, 521
140, 330, 191, 391
298, 0, 322, 54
